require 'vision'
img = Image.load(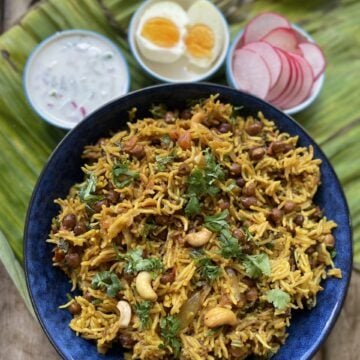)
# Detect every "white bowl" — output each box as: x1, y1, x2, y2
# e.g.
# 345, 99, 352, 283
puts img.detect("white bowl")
226, 24, 325, 115
128, 0, 230, 83
23, 29, 130, 130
